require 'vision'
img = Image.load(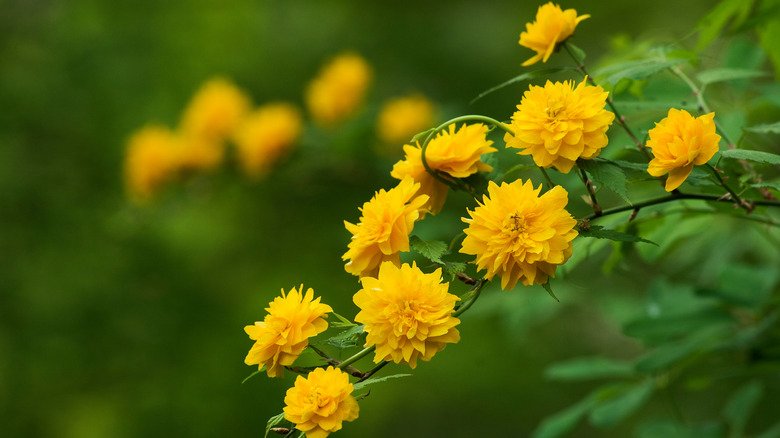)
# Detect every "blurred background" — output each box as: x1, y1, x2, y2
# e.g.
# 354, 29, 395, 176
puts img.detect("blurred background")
3, 0, 774, 437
